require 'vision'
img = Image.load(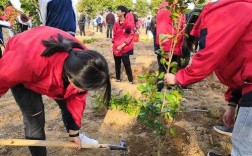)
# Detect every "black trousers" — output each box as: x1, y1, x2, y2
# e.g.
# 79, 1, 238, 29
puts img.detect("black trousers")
157, 55, 180, 91
96, 23, 103, 33
11, 84, 69, 156
107, 24, 114, 38
79, 24, 85, 36
114, 55, 133, 82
